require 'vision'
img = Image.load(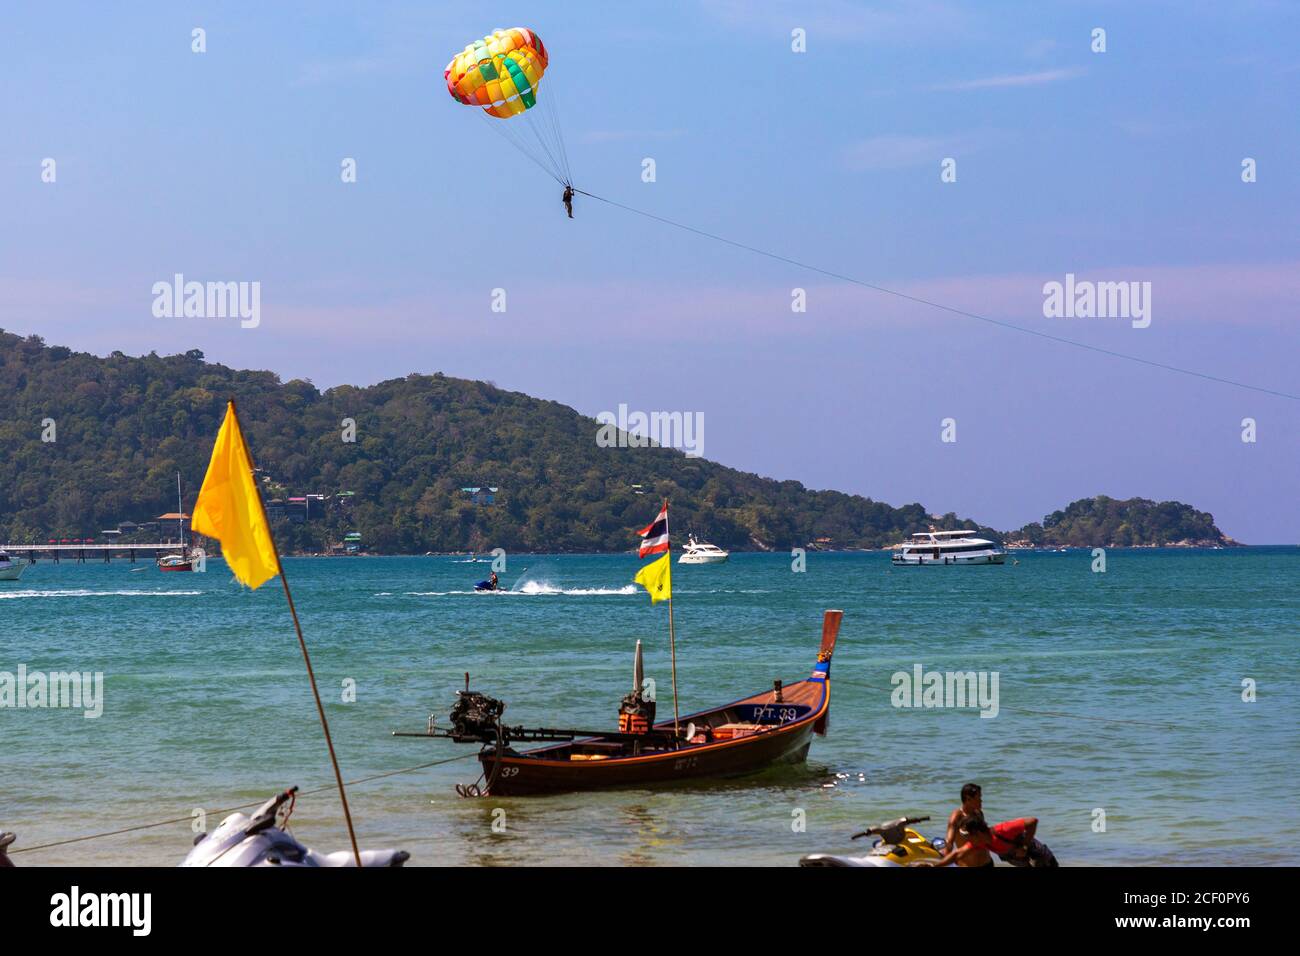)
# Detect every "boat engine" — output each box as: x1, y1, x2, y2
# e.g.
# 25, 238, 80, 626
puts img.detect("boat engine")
448, 690, 505, 741
618, 688, 656, 735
